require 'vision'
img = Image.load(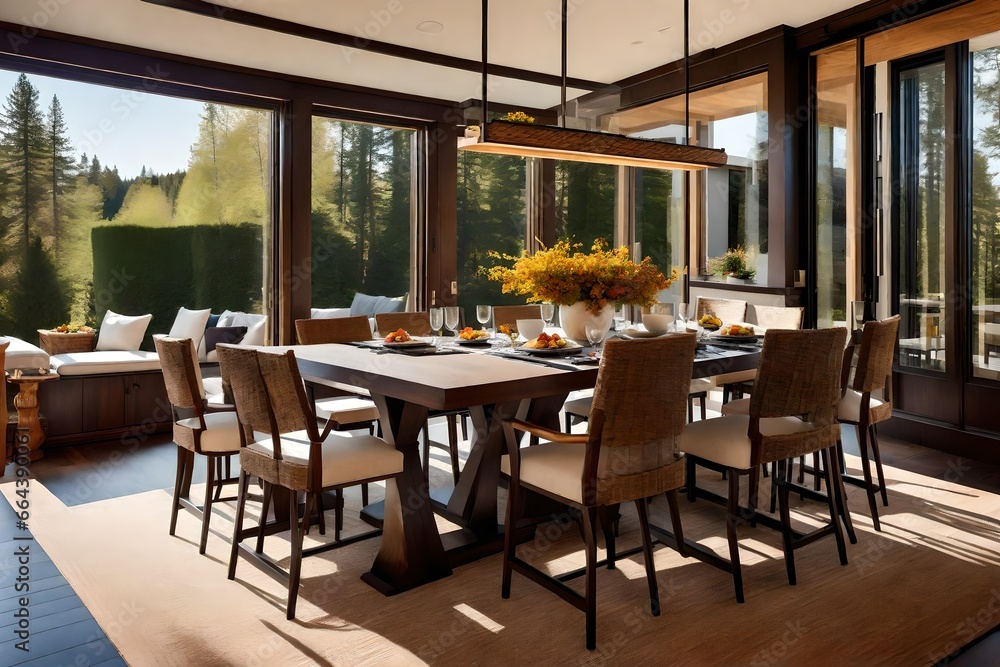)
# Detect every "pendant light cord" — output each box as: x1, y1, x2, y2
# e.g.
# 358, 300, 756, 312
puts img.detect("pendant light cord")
481, 0, 489, 141
684, 0, 690, 145
561, 0, 568, 128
